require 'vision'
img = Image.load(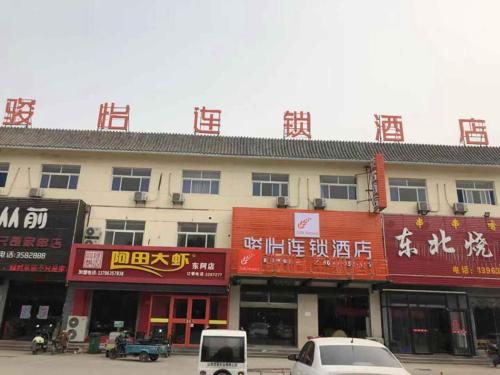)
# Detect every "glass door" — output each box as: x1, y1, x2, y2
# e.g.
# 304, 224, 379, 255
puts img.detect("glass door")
450, 311, 471, 356
170, 297, 189, 345
188, 297, 210, 346
169, 296, 210, 347
410, 309, 431, 354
